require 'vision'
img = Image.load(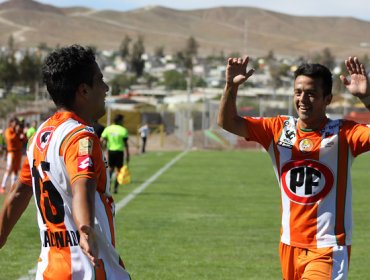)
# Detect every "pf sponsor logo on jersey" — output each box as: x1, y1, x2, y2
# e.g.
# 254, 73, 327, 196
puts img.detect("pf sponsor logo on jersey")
299, 138, 314, 153
78, 137, 93, 156
77, 155, 94, 172
281, 159, 334, 204
36, 126, 55, 152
